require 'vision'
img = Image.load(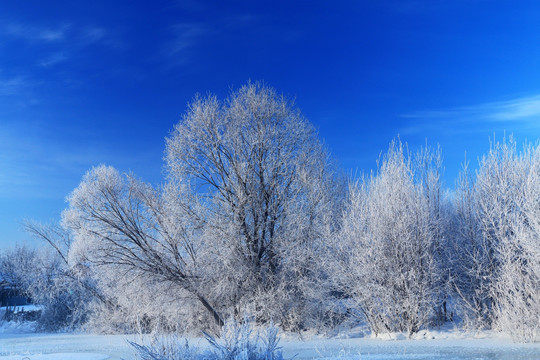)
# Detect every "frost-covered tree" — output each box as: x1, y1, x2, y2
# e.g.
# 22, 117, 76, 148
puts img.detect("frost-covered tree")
165, 82, 342, 329
61, 165, 224, 329
472, 138, 540, 341
0, 245, 35, 303
332, 140, 447, 336
449, 161, 496, 329
449, 138, 540, 341
60, 82, 342, 332
25, 109, 540, 339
